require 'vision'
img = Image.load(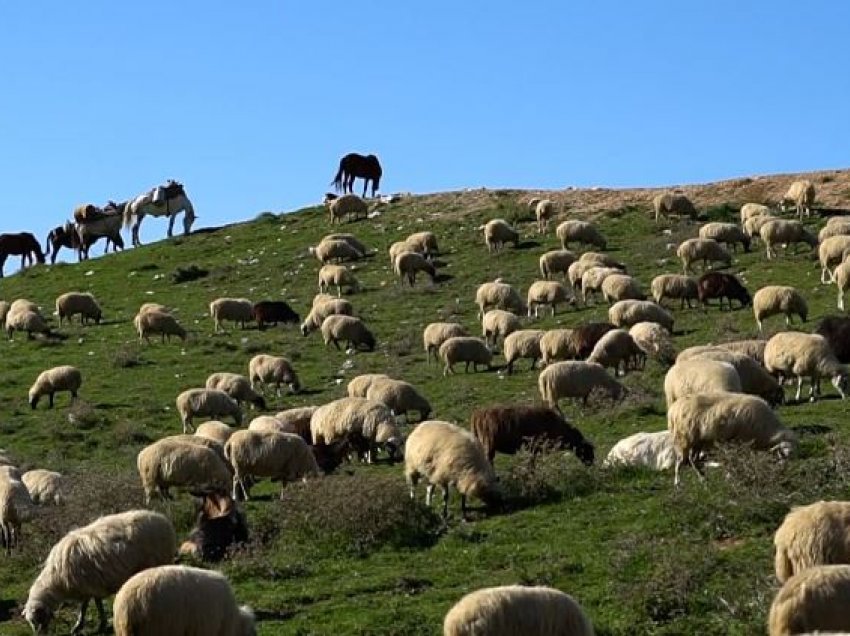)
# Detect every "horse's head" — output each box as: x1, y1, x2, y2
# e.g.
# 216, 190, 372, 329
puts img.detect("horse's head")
183, 199, 197, 235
